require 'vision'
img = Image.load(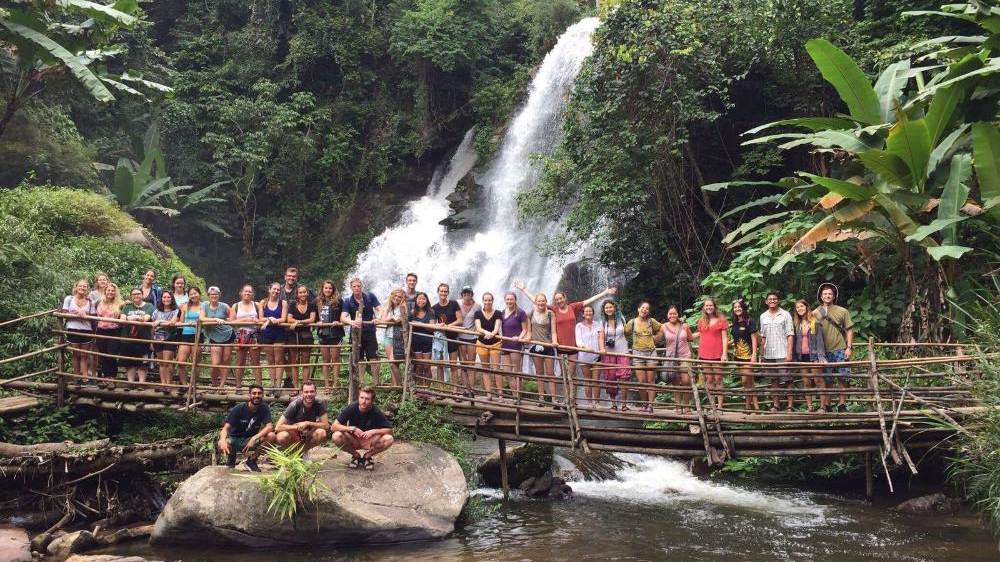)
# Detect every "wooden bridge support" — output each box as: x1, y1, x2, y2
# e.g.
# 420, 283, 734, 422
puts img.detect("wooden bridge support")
498, 438, 510, 501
